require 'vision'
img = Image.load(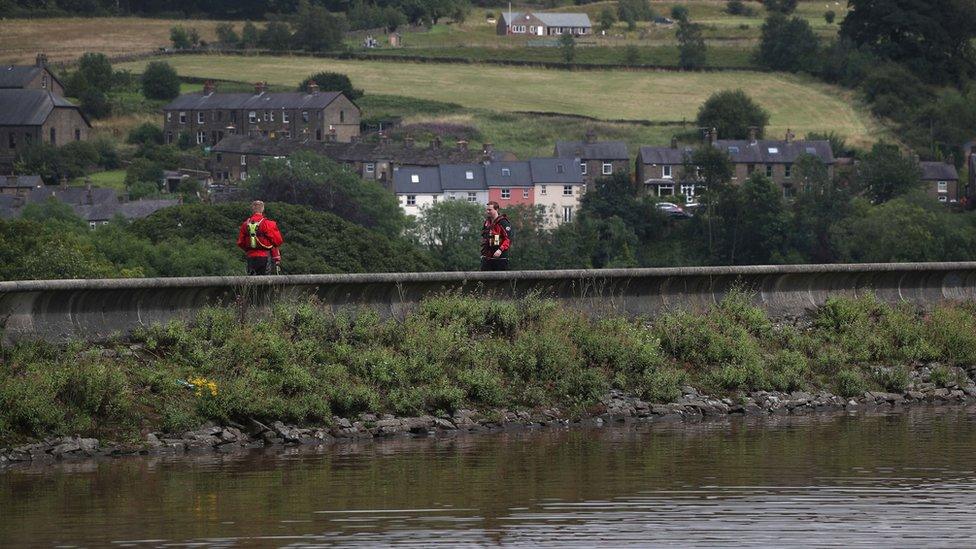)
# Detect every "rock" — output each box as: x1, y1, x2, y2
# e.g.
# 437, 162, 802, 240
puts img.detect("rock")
248, 418, 271, 436
336, 418, 353, 429
433, 418, 456, 430
79, 438, 98, 453
146, 433, 163, 448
